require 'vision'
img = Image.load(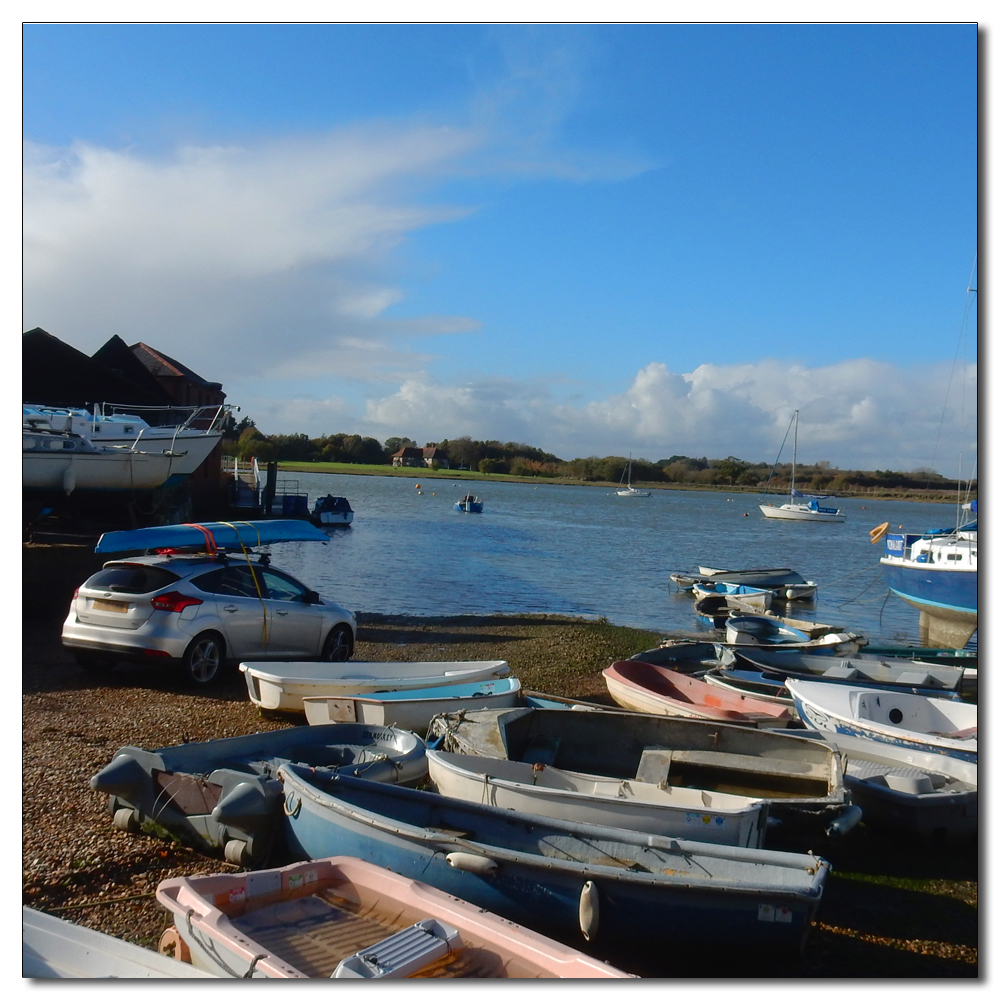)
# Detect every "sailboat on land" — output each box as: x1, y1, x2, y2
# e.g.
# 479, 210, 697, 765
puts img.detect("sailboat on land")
617, 454, 651, 497
759, 411, 845, 523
